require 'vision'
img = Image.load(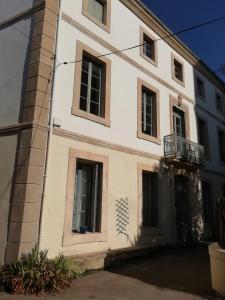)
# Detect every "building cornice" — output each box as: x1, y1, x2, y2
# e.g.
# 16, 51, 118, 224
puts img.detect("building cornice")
119, 0, 225, 92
